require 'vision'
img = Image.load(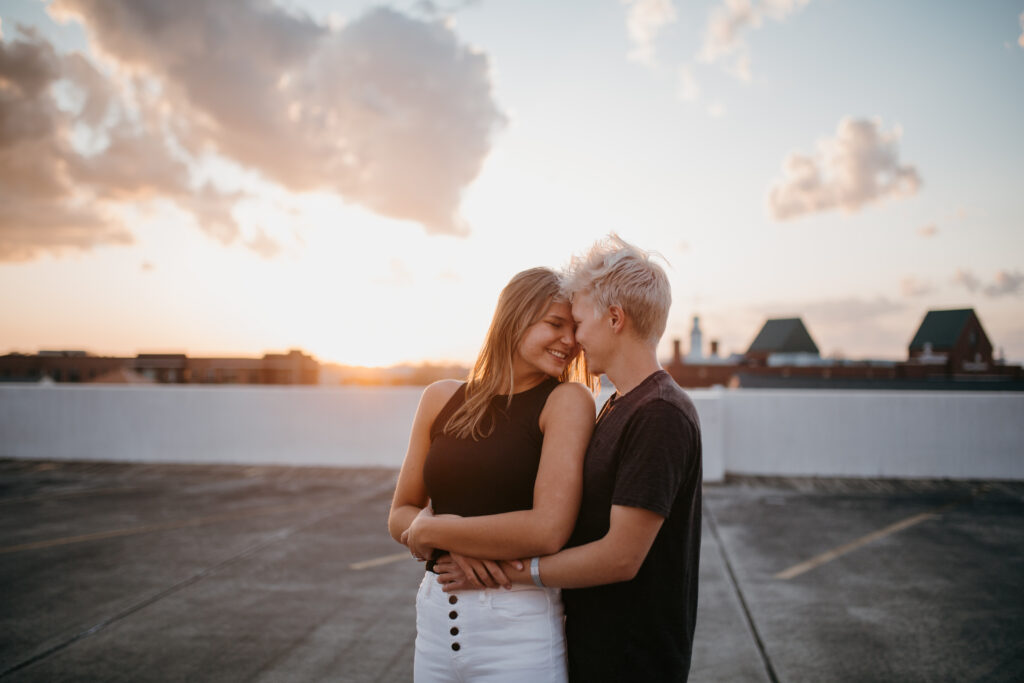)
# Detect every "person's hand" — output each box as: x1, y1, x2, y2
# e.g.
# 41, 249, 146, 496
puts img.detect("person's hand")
436, 552, 510, 590
400, 506, 435, 561
498, 559, 528, 585
433, 553, 470, 591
